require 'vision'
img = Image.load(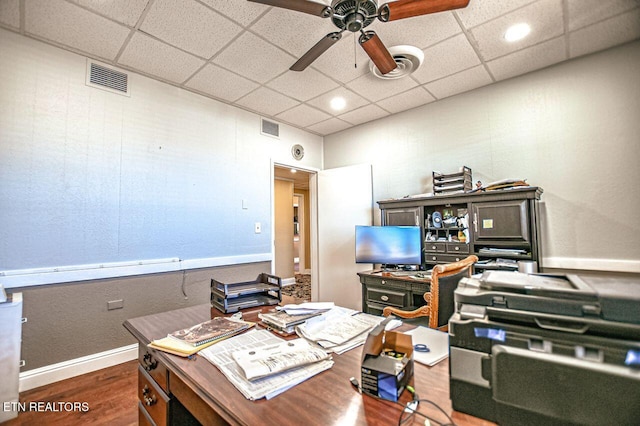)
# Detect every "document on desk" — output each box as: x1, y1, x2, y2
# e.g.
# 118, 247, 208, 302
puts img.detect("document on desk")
296, 307, 386, 354
404, 326, 449, 366
199, 329, 333, 400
